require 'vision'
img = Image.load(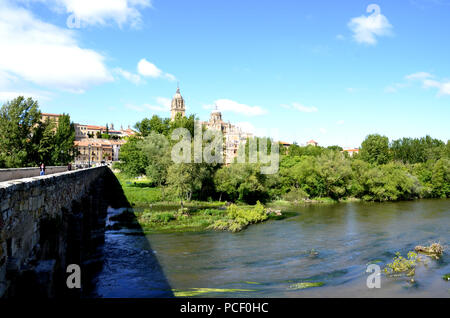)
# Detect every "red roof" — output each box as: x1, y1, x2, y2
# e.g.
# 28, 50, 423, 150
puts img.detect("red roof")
343, 148, 359, 152
86, 125, 105, 130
